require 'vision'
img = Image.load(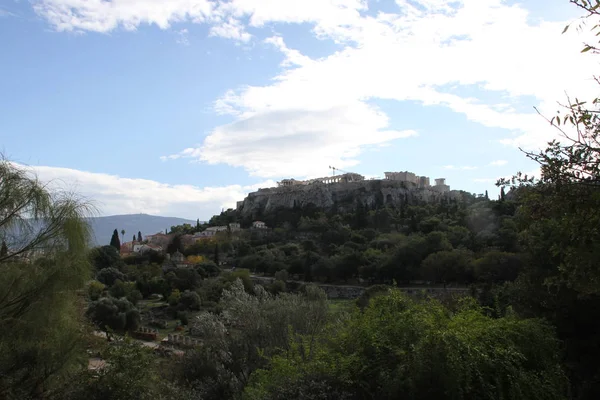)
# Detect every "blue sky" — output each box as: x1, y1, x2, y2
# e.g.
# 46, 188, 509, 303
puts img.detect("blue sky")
0, 0, 596, 220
